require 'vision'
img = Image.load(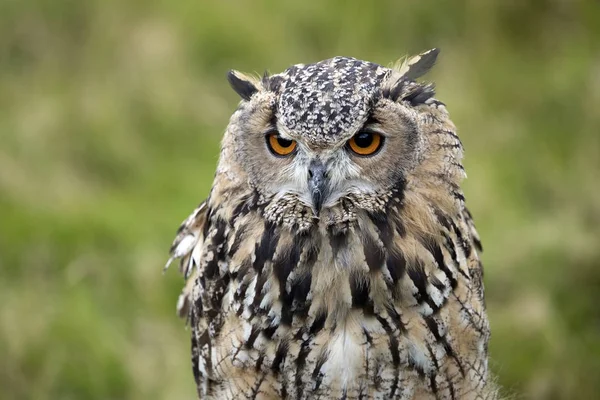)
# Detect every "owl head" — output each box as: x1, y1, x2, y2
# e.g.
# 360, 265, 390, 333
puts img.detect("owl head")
212, 49, 464, 232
